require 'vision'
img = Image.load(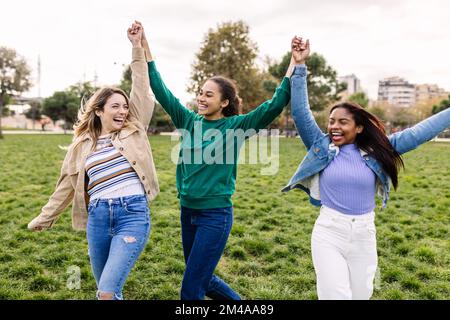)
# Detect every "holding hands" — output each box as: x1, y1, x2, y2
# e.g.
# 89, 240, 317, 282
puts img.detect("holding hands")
127, 22, 143, 47
129, 20, 152, 61
291, 36, 310, 64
